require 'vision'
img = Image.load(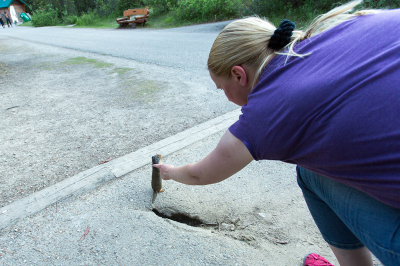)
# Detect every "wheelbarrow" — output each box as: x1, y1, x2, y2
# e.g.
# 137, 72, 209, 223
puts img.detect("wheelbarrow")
116, 7, 149, 29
